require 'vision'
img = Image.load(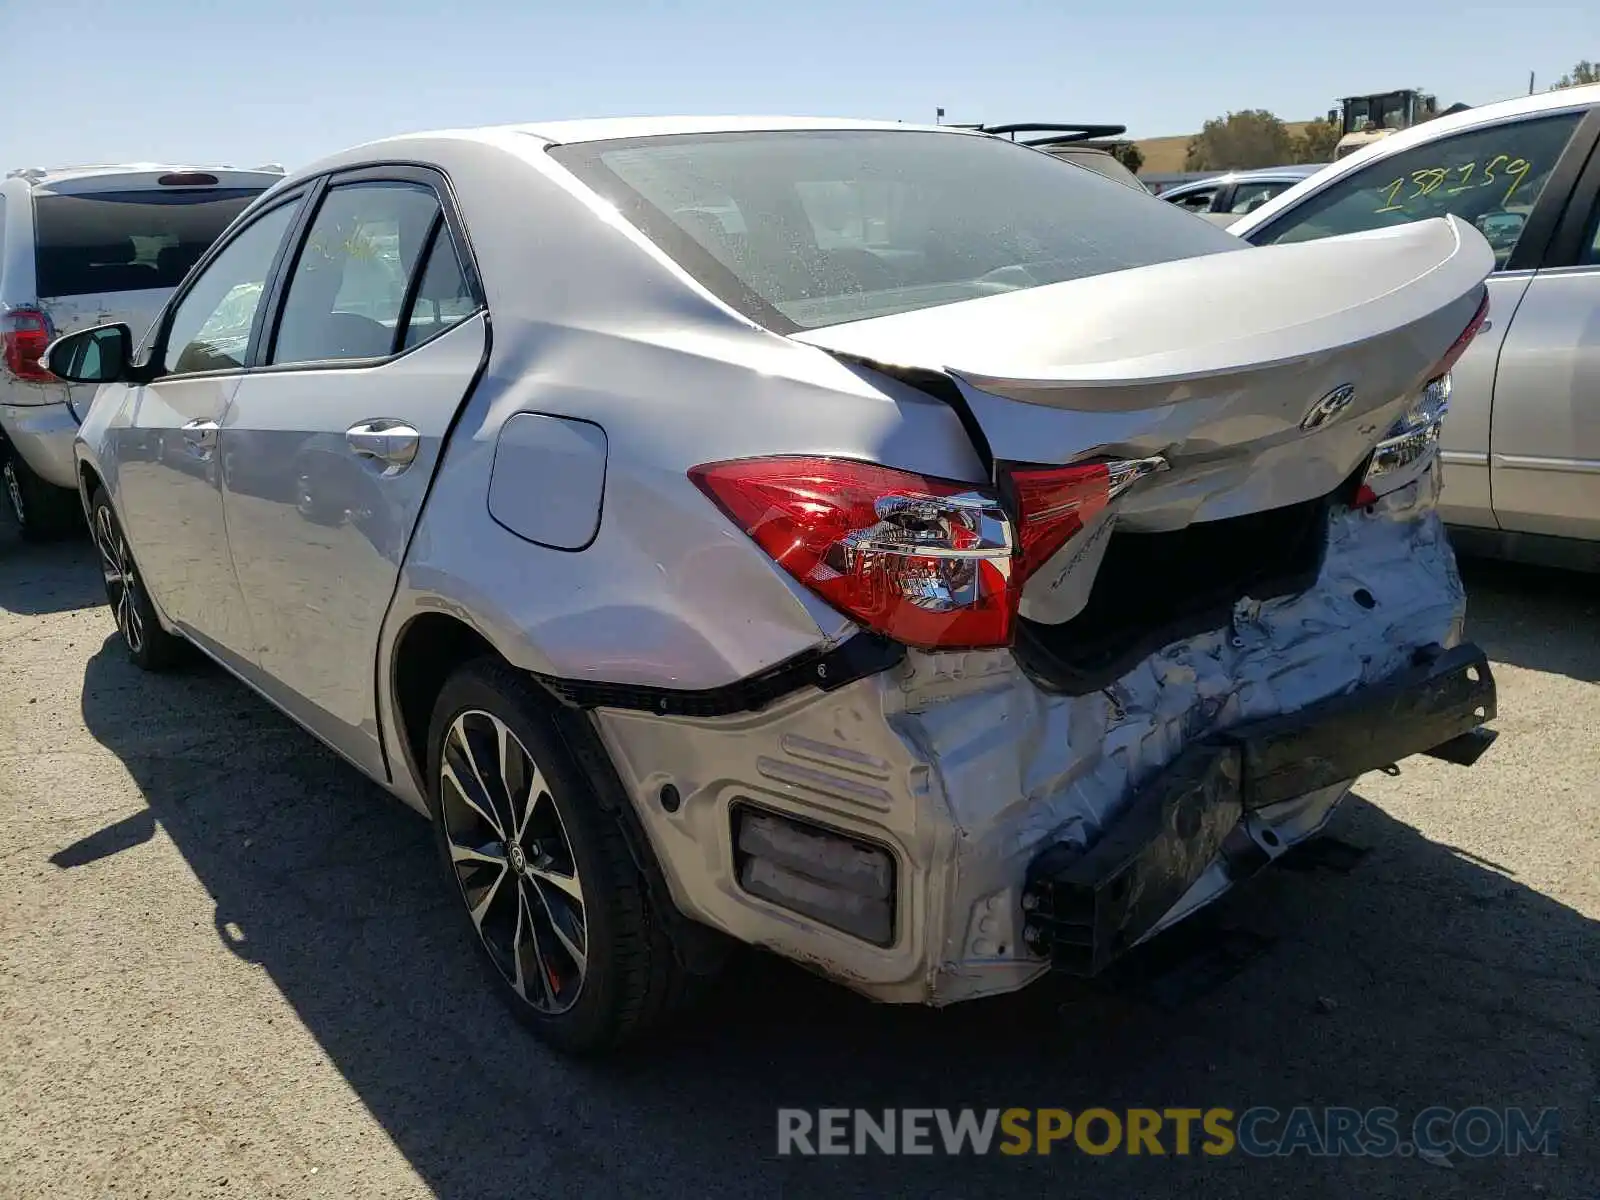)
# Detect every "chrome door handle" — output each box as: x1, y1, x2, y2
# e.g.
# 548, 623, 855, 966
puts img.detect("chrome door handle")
181, 418, 219, 456
346, 418, 420, 472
